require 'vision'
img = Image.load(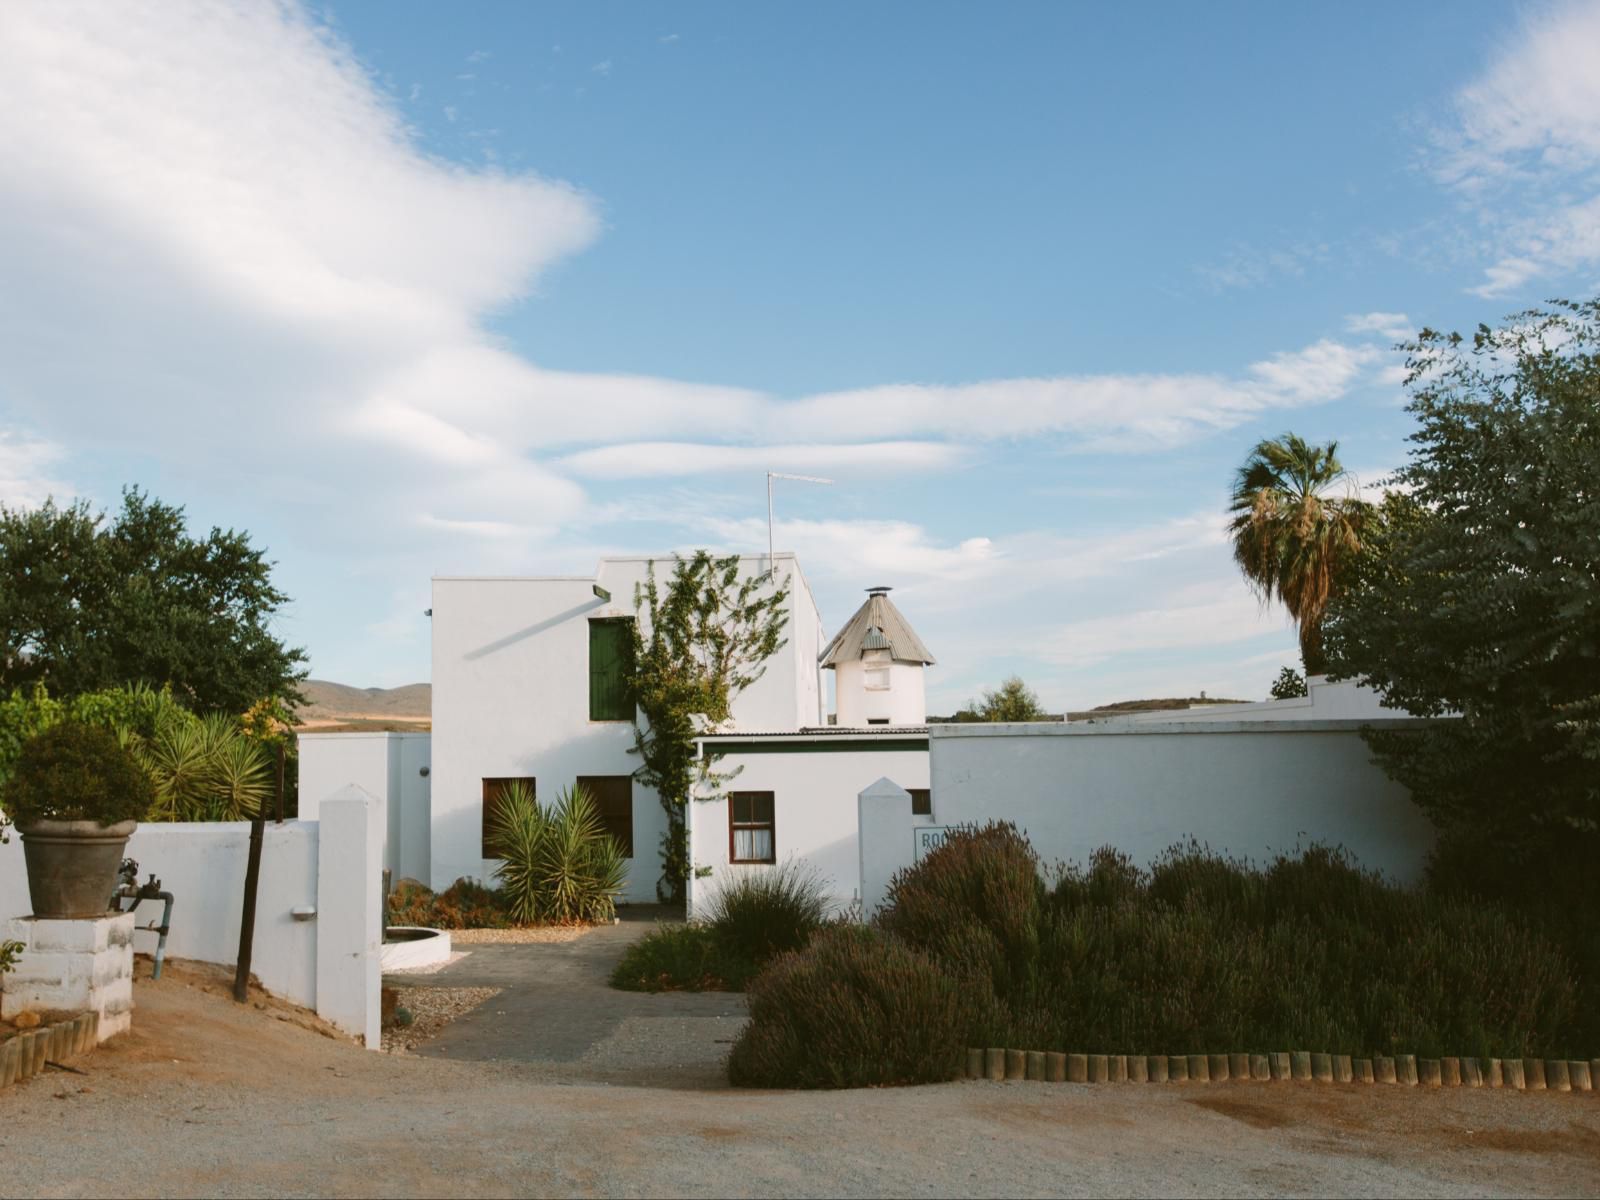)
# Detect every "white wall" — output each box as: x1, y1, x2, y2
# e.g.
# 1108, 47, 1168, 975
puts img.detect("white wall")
834, 658, 927, 726
687, 739, 929, 916
0, 797, 384, 1044
430, 554, 823, 901
297, 732, 430, 882
920, 720, 1436, 901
